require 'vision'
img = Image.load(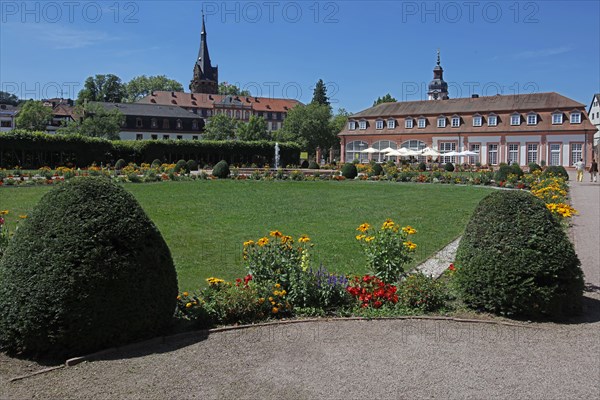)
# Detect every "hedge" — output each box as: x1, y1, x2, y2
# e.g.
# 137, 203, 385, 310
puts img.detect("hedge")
0, 130, 301, 169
